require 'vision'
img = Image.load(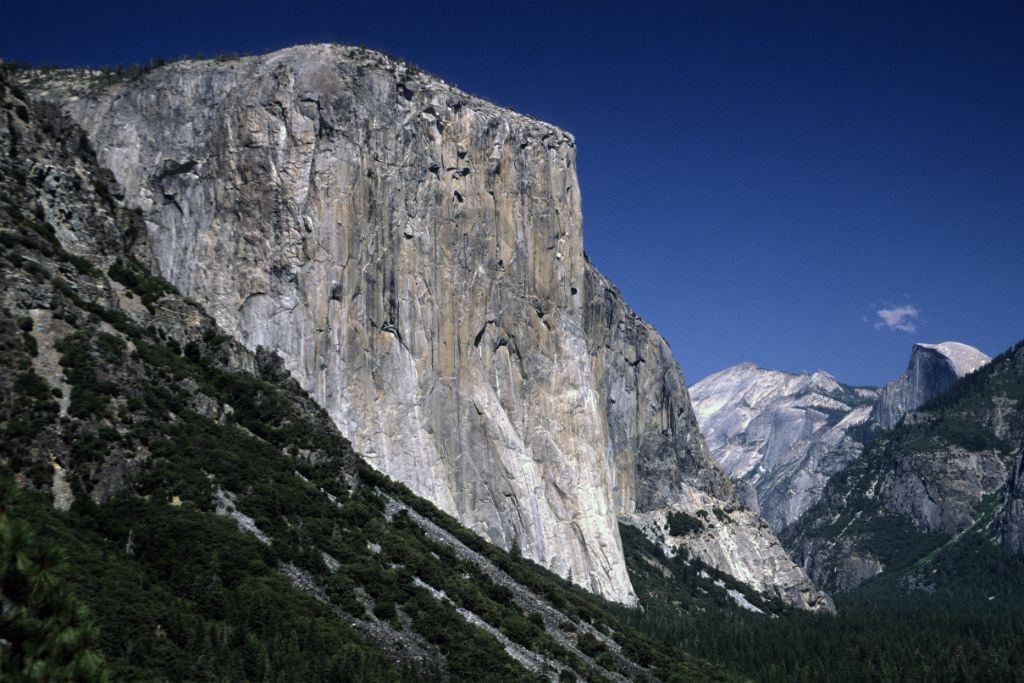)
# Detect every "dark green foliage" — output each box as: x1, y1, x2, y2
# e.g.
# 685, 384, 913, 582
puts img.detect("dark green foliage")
1, 476, 415, 682
67, 253, 99, 276
666, 510, 703, 536
183, 339, 201, 362
575, 632, 607, 658
902, 413, 1007, 453
401, 592, 533, 682
1, 483, 108, 682
617, 519, 1024, 683
94, 332, 125, 361
2, 361, 59, 478
22, 330, 38, 356
107, 259, 177, 310
56, 332, 117, 418
13, 370, 50, 401
0, 312, 56, 488
628, 588, 1024, 683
